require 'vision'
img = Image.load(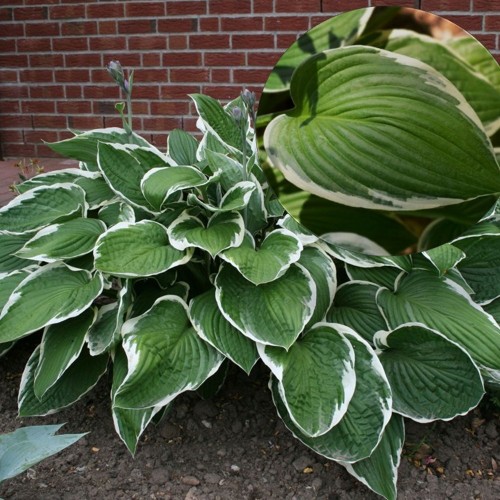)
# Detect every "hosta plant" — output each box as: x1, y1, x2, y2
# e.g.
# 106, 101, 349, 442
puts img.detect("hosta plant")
0, 70, 499, 499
